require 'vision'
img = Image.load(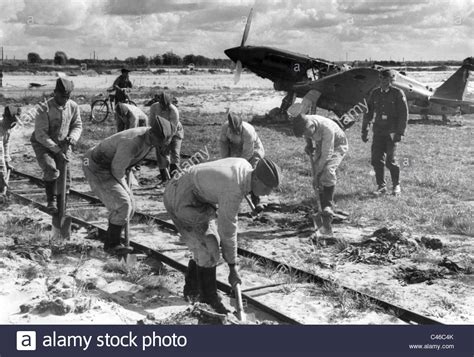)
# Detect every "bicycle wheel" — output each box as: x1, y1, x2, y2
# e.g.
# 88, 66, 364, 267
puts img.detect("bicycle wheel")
91, 99, 109, 123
